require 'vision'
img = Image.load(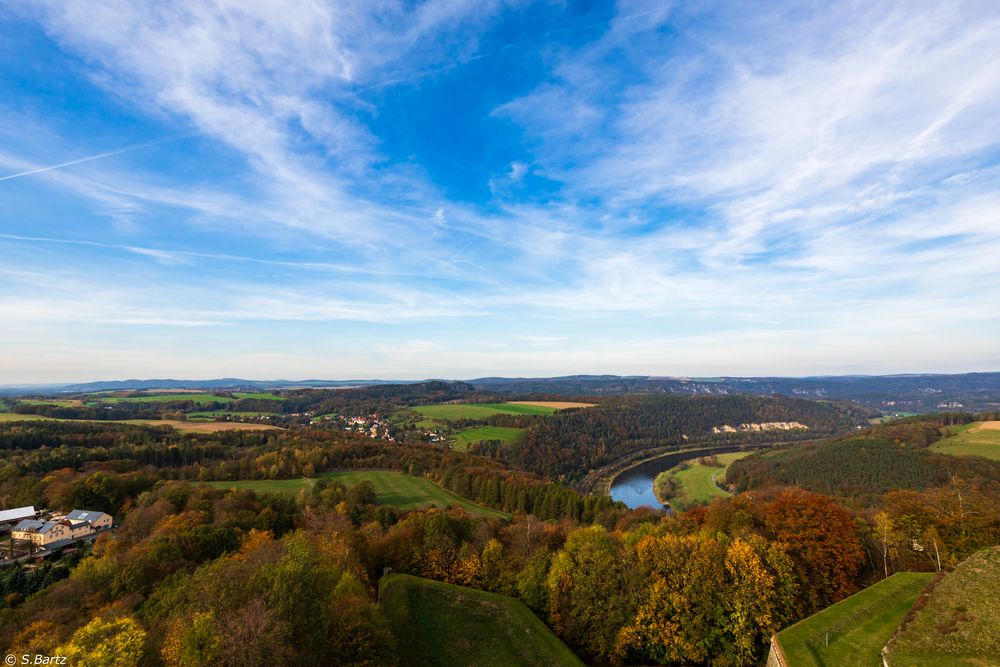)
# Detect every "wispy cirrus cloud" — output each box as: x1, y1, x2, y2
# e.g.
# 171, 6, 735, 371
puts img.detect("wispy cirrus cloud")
1, 0, 999, 380
495, 0, 1000, 314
